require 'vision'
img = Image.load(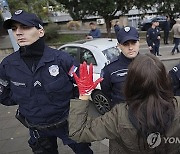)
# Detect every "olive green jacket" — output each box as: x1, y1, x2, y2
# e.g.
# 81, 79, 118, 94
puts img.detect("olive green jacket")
69, 97, 180, 154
